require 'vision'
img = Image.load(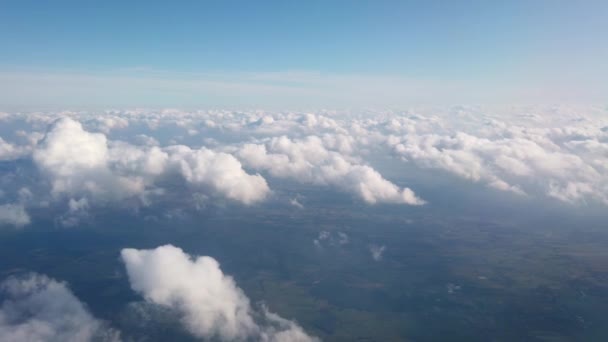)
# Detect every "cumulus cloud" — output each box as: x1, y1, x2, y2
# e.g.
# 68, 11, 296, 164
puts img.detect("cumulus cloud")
386, 107, 608, 204
0, 273, 120, 342
0, 204, 30, 228
31, 117, 269, 212
237, 136, 425, 205
165, 145, 269, 205
33, 117, 144, 201
121, 245, 318, 342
